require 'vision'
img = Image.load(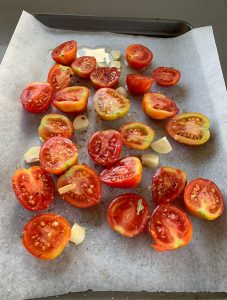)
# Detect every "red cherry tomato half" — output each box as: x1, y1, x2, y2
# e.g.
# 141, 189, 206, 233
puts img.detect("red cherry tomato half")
142, 92, 179, 120
12, 166, 54, 211
57, 164, 102, 208
107, 193, 150, 238
20, 82, 53, 114
51, 40, 77, 65
40, 136, 78, 175
184, 178, 224, 220
126, 74, 153, 95
22, 213, 71, 260
153, 67, 181, 87
100, 156, 142, 188
148, 204, 193, 252
52, 86, 89, 113
126, 44, 153, 69
71, 56, 96, 79
88, 130, 123, 166
152, 166, 187, 205
90, 67, 121, 89
47, 64, 74, 93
